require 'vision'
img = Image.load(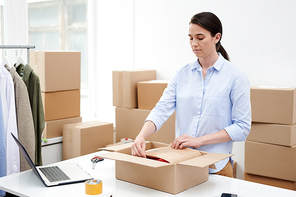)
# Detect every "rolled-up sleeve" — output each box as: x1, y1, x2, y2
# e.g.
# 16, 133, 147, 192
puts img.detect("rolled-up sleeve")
224, 72, 251, 141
